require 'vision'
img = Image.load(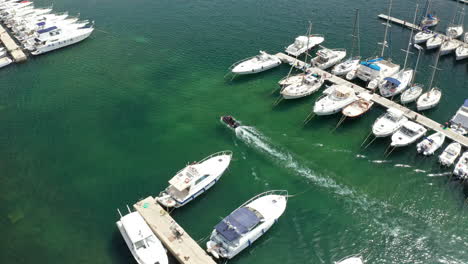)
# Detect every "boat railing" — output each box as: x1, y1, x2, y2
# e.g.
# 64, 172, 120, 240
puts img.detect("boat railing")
239, 190, 289, 208
197, 150, 233, 164
227, 55, 258, 71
